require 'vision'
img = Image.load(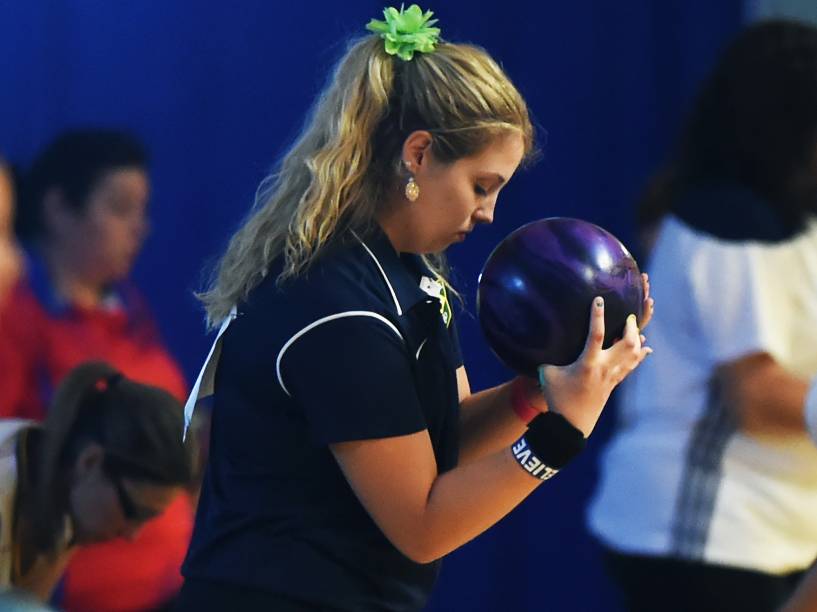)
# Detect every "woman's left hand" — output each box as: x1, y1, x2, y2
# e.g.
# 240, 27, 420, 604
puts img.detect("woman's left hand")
538, 298, 652, 437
